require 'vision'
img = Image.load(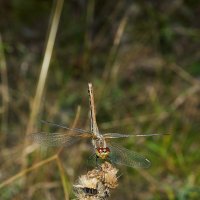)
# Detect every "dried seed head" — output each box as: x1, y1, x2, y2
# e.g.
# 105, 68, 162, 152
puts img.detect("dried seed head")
77, 176, 98, 189
74, 162, 118, 200
100, 162, 118, 188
